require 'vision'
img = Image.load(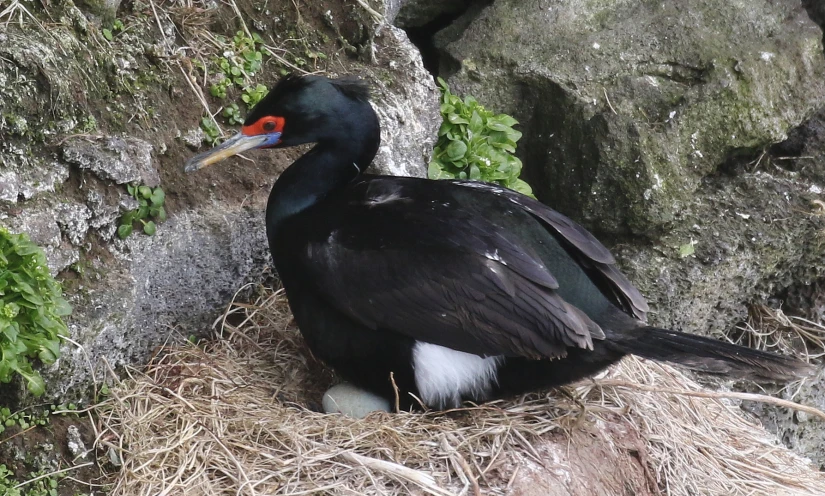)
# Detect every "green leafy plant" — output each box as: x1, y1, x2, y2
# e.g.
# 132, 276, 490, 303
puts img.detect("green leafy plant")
102, 18, 124, 41
209, 76, 232, 100
223, 103, 243, 126
0, 463, 60, 496
209, 31, 266, 101
118, 185, 167, 239
0, 406, 50, 435
200, 116, 221, 145
428, 78, 534, 197
241, 83, 268, 108
0, 229, 71, 396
